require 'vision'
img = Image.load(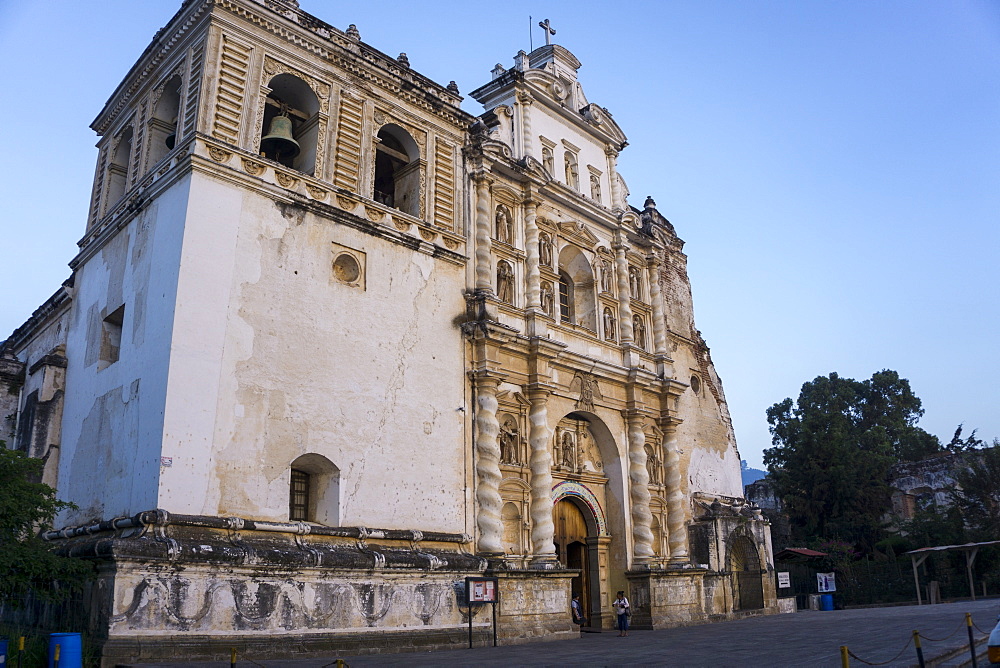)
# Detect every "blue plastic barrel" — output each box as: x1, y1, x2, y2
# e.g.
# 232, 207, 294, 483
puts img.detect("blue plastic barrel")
1, 637, 8, 665
48, 633, 82, 668
819, 594, 834, 611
